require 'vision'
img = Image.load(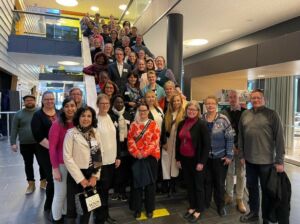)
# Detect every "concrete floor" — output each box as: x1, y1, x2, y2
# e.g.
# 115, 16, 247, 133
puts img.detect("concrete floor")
0, 138, 299, 224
